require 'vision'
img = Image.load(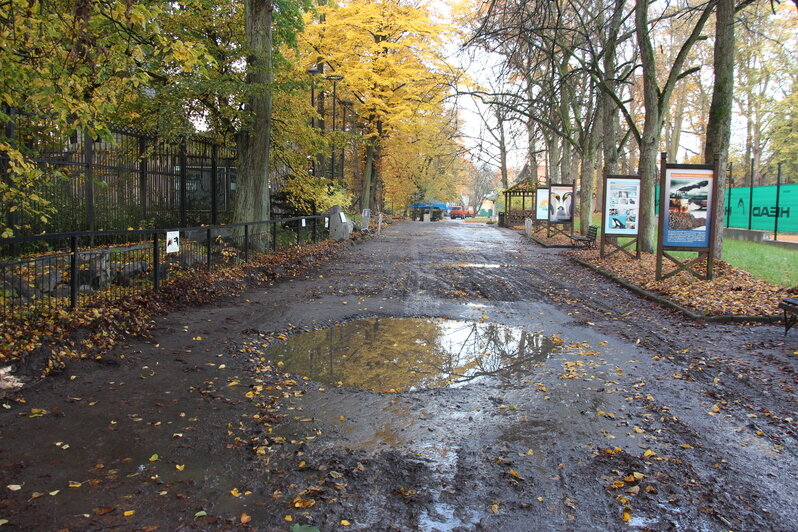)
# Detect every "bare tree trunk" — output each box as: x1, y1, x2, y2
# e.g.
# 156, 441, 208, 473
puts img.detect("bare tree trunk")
579, 143, 596, 233
497, 108, 509, 189
234, 0, 273, 251
667, 91, 685, 160
636, 0, 663, 254
362, 143, 374, 211
635, 0, 715, 253
705, 0, 734, 258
